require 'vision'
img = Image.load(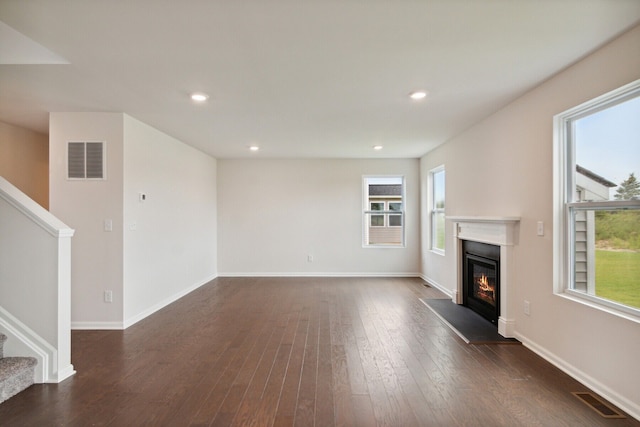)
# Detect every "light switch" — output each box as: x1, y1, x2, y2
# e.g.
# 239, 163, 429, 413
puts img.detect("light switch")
536, 221, 544, 236
104, 219, 113, 232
